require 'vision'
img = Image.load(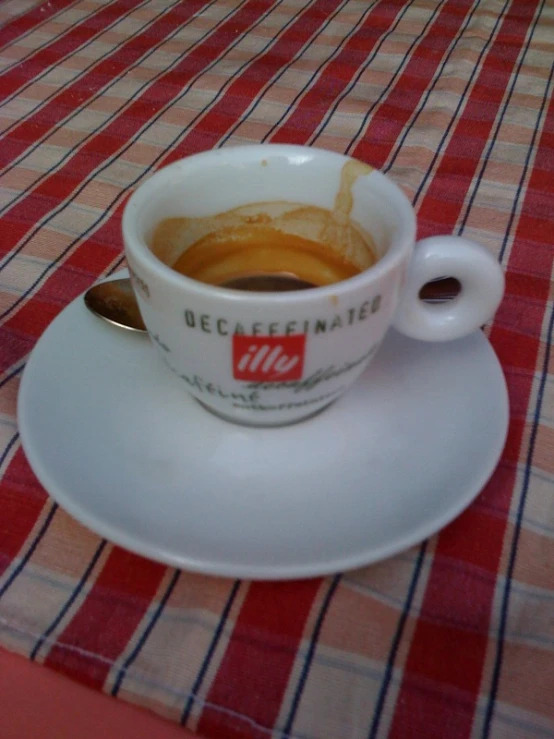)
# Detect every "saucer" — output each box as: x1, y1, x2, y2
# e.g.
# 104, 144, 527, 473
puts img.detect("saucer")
18, 280, 509, 580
